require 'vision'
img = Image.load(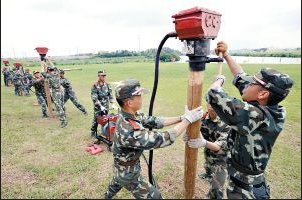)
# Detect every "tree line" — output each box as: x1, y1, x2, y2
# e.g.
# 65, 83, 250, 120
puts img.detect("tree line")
95, 47, 182, 62
2, 47, 300, 68
94, 47, 301, 61
229, 47, 301, 58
